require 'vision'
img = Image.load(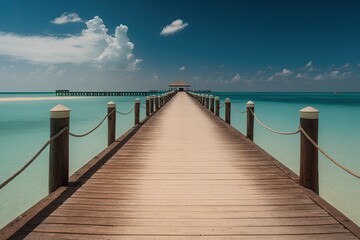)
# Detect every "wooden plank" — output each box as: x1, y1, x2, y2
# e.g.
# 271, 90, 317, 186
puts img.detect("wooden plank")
19, 224, 349, 235
13, 232, 358, 240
